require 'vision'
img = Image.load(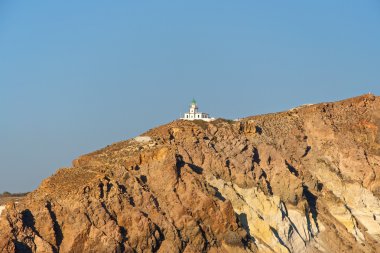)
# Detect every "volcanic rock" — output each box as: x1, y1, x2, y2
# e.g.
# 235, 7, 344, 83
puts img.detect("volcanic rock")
1, 94, 380, 253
